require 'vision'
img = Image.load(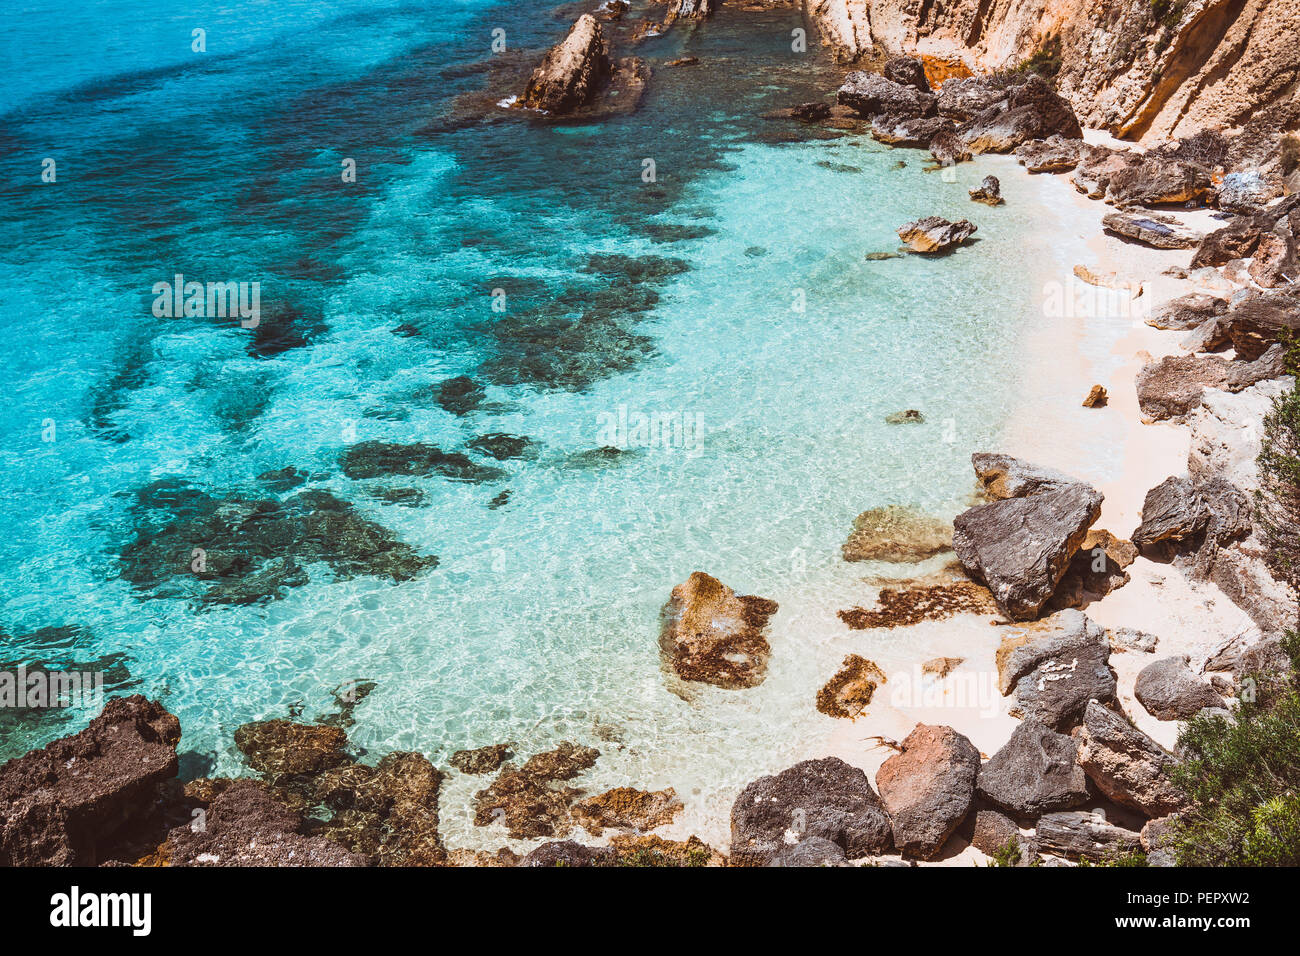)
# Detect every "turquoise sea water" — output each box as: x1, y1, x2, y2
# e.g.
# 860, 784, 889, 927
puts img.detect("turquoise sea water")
1, 1, 1102, 845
